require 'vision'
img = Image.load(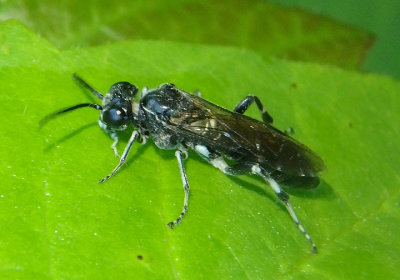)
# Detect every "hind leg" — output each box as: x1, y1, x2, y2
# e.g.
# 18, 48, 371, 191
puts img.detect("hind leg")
251, 165, 317, 253
234, 95, 273, 124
